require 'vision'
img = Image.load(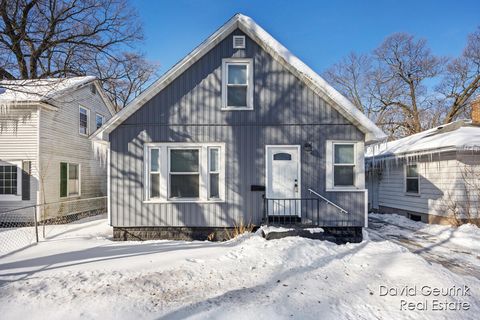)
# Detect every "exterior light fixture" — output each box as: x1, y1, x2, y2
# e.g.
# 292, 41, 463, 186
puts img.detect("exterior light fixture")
303, 142, 313, 153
